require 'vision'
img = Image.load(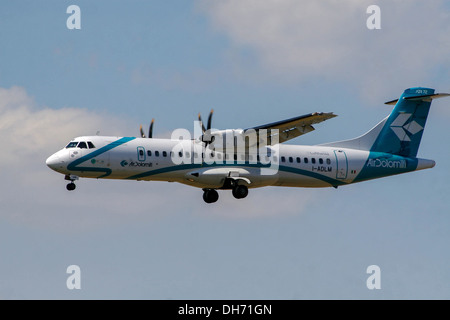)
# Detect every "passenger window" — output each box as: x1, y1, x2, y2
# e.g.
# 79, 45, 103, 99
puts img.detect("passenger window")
281, 156, 286, 162
319, 158, 323, 164
304, 158, 308, 164
147, 150, 152, 157
312, 158, 316, 164
327, 158, 331, 165
87, 142, 95, 149
178, 151, 182, 157
289, 157, 293, 163
163, 151, 167, 157
78, 142, 87, 149
155, 151, 160, 157
139, 150, 144, 156
296, 157, 301, 163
